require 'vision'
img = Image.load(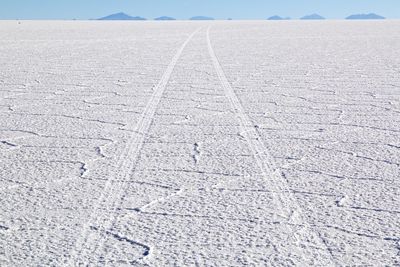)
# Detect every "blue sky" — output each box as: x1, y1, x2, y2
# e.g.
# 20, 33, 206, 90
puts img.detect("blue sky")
1, 0, 399, 20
